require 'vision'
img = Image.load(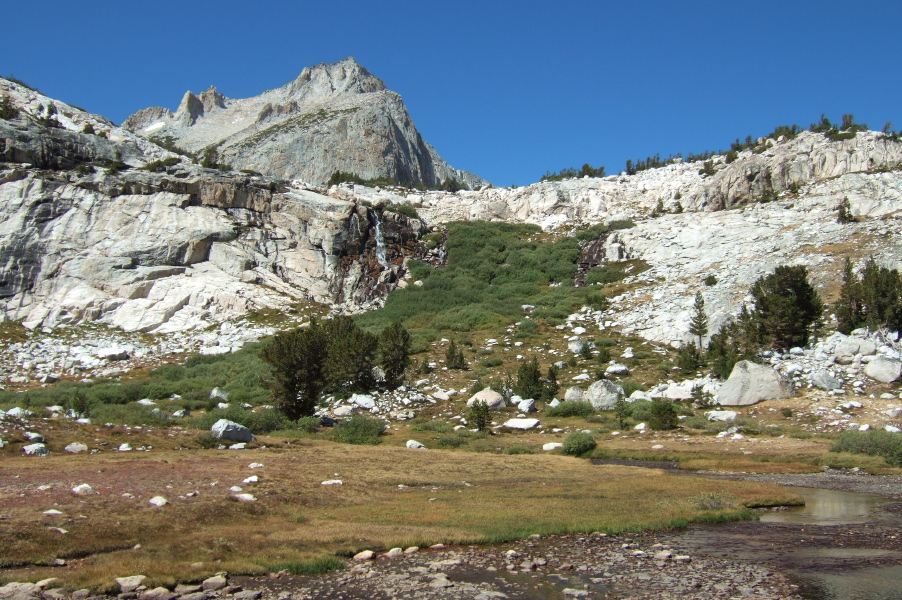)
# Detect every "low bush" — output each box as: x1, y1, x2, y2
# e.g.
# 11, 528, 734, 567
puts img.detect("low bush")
546, 400, 594, 418
504, 445, 536, 455
562, 431, 597, 455
649, 399, 678, 430
411, 418, 453, 433
191, 406, 292, 434
831, 430, 902, 467
331, 415, 385, 445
